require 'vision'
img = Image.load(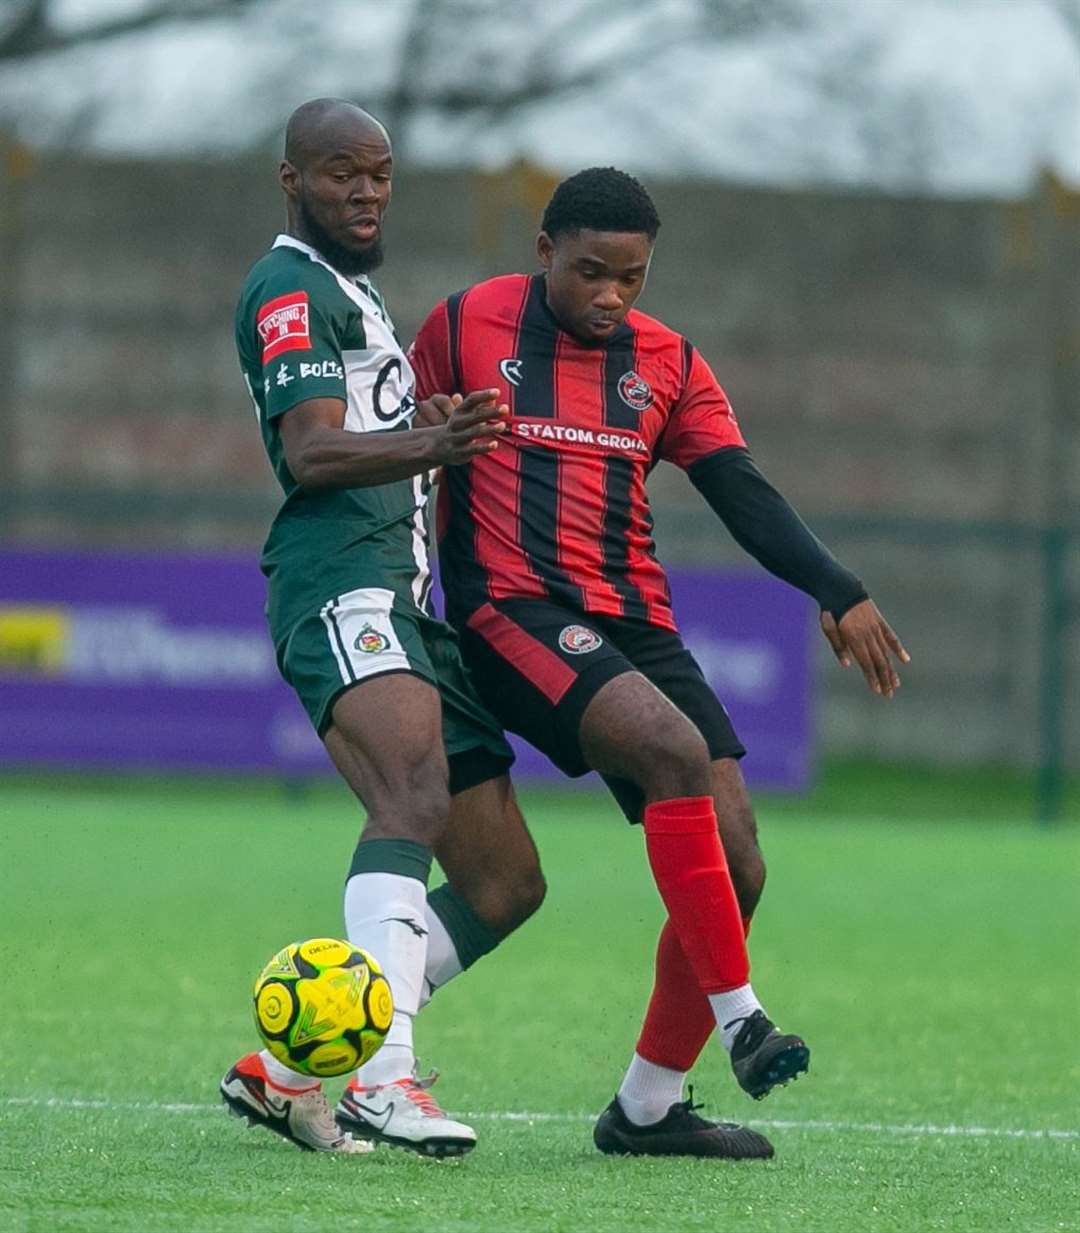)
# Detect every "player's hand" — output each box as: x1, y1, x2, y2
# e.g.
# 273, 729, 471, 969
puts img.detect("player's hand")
414, 393, 457, 427
427, 388, 509, 466
820, 599, 910, 698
